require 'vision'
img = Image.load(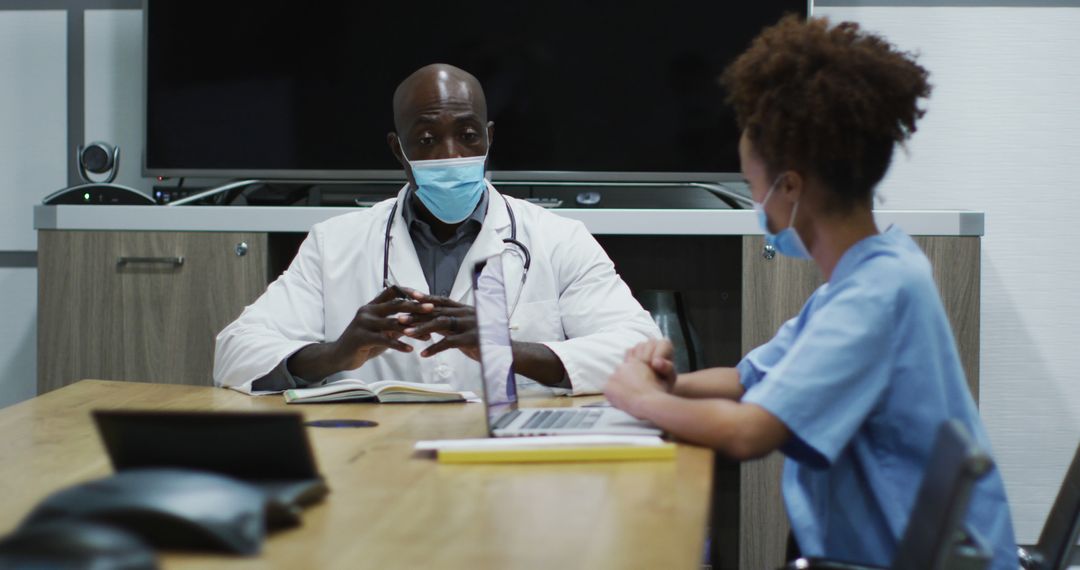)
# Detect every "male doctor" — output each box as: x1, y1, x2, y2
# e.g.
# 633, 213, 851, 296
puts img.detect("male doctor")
213, 63, 660, 395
